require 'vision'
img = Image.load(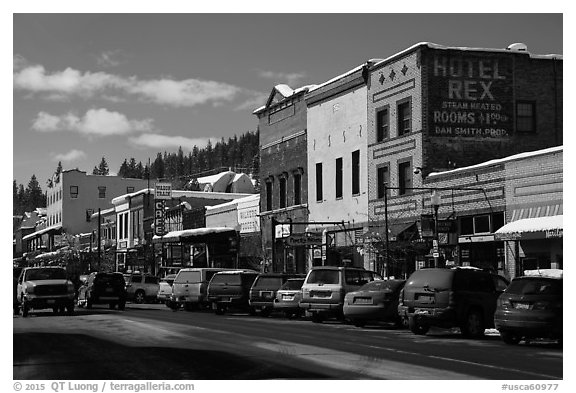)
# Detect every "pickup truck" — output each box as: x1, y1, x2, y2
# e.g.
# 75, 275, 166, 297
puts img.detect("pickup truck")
16, 266, 76, 317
